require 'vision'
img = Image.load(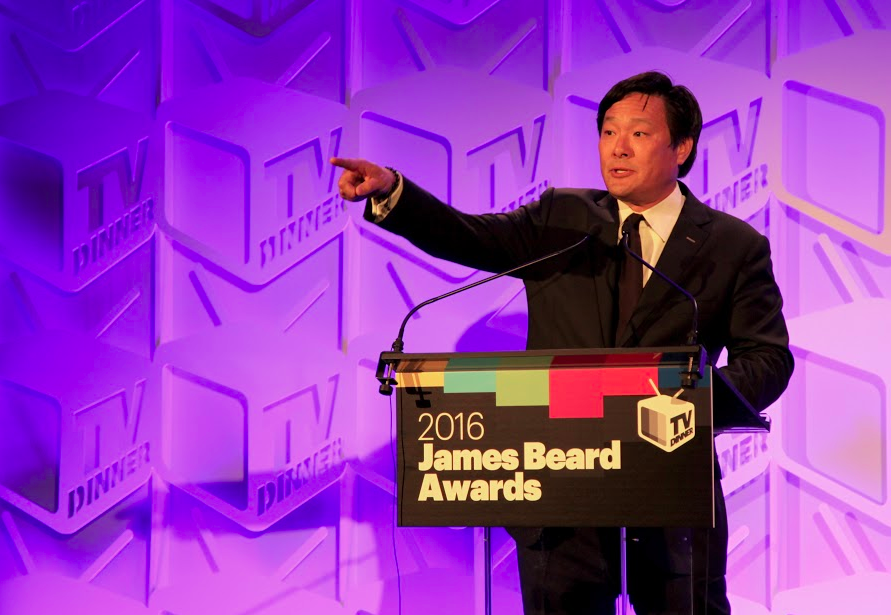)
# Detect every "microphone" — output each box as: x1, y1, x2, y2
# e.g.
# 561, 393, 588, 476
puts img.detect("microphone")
376, 230, 597, 395
620, 228, 706, 388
